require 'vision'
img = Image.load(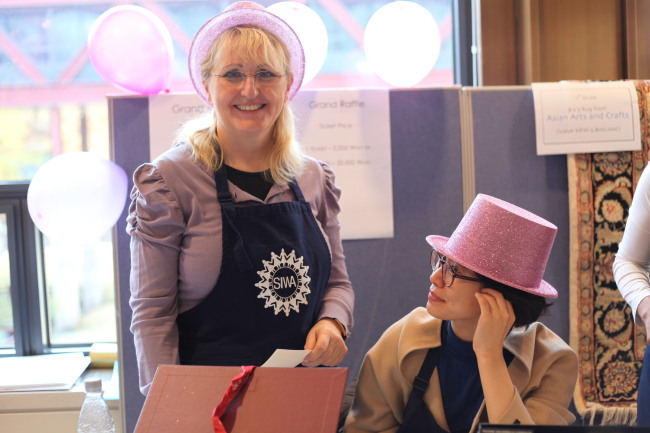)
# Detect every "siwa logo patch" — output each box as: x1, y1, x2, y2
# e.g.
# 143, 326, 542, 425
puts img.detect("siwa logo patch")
255, 249, 311, 316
